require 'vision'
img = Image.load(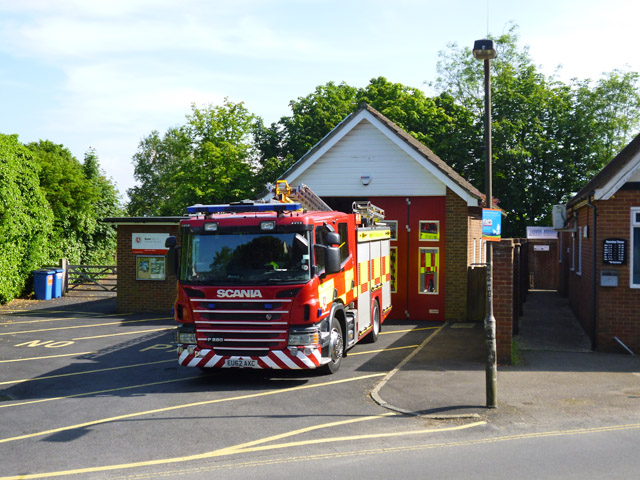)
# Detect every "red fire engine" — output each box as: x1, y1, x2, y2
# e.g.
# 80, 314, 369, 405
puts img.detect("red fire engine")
165, 182, 392, 373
